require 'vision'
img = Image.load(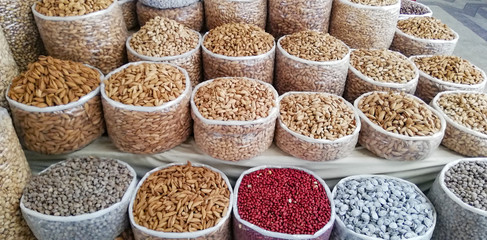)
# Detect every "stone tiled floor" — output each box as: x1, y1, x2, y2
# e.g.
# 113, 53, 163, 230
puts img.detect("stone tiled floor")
420, 0, 487, 71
